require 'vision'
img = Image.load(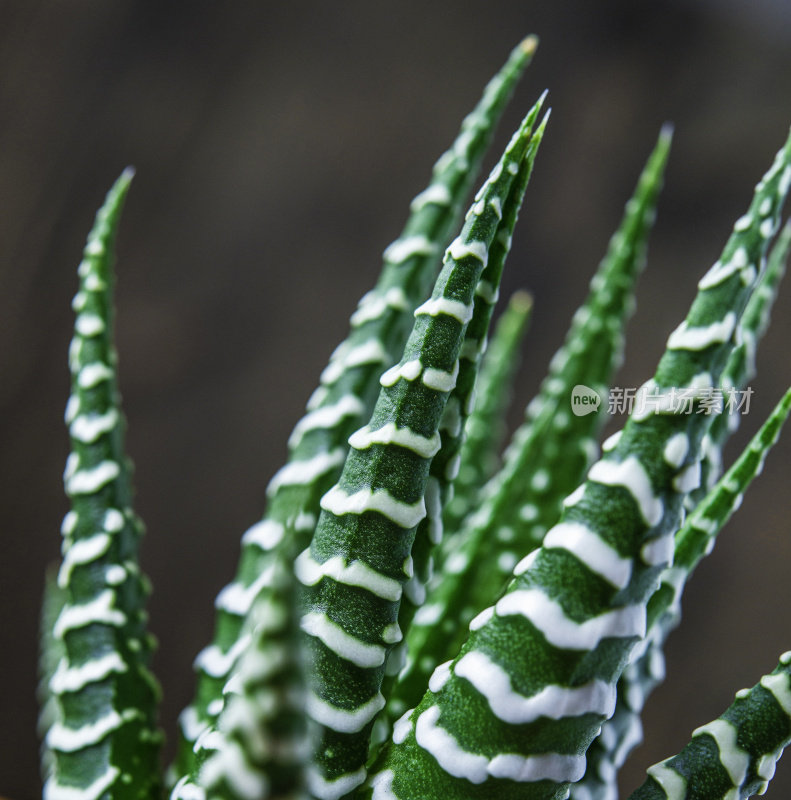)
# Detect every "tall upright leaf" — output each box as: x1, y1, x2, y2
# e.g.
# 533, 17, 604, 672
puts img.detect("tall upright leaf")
44, 170, 162, 800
